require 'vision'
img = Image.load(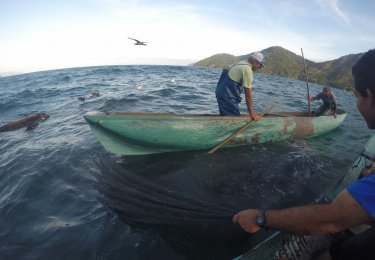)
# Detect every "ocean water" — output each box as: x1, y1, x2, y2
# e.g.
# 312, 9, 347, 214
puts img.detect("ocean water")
0, 65, 373, 259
